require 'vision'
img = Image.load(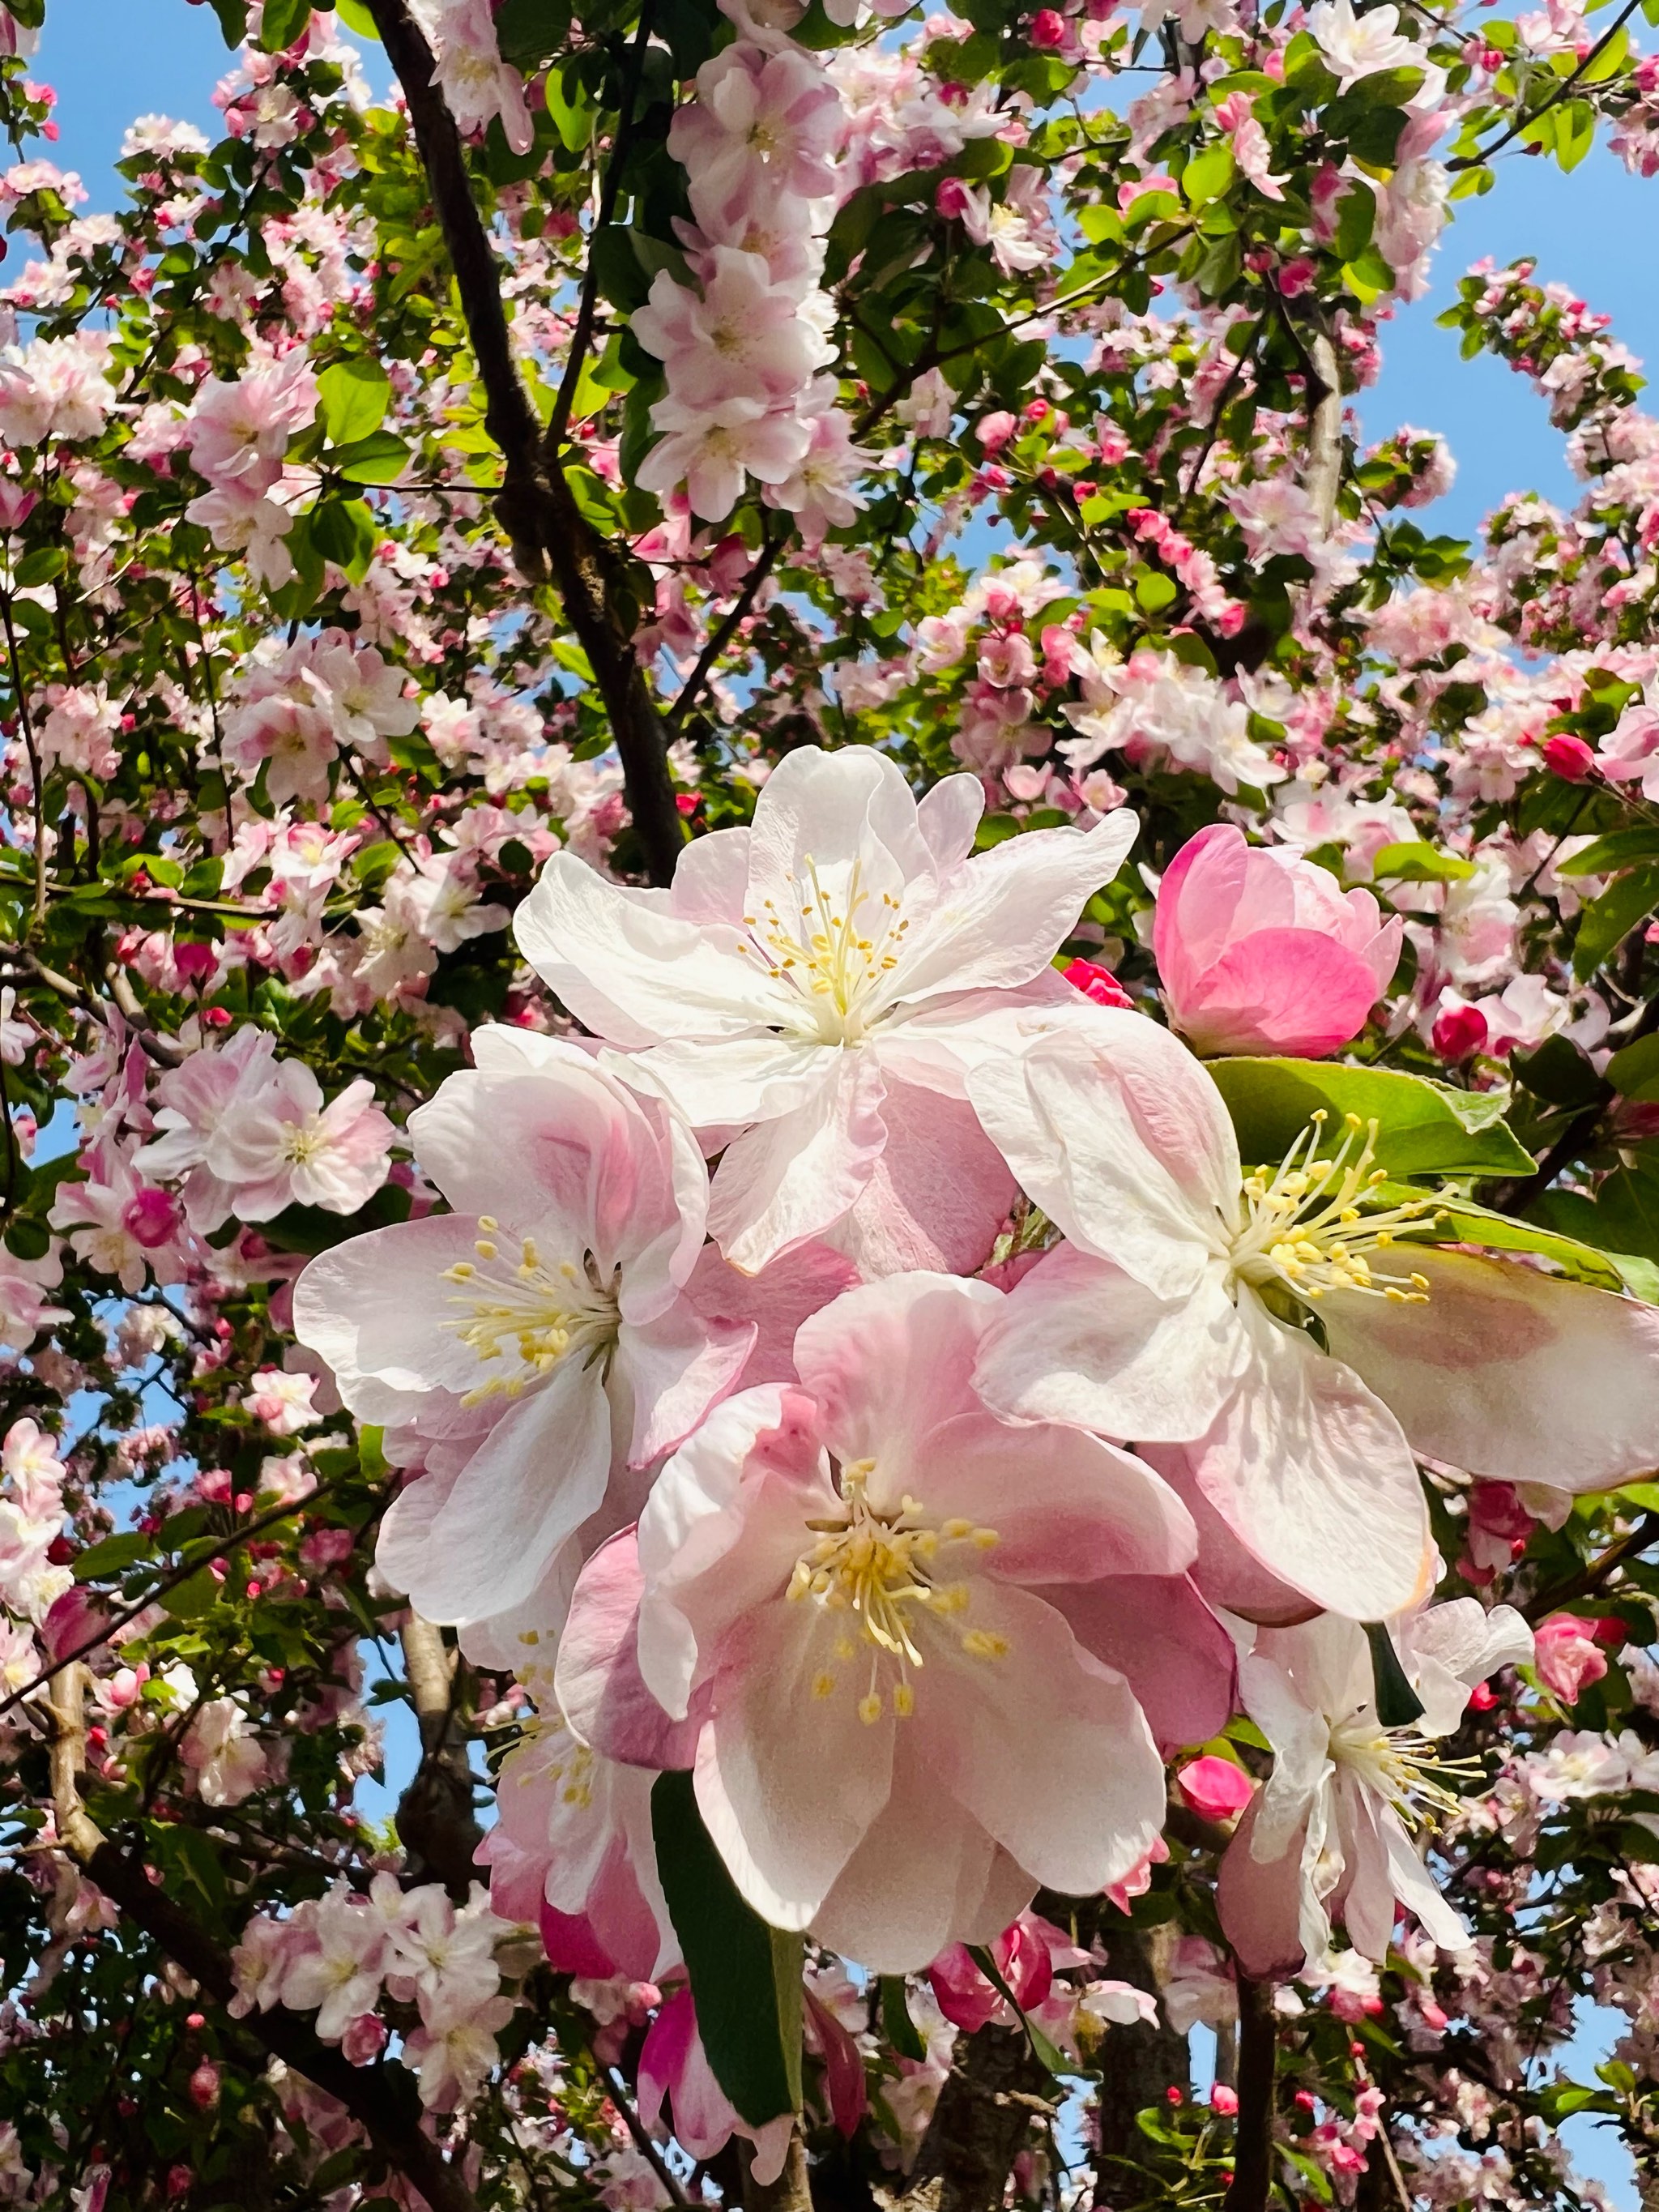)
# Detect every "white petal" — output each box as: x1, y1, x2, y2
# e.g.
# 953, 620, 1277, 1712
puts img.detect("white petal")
1322, 1246, 1659, 1492
514, 849, 783, 1045
972, 1242, 1246, 1442
891, 809, 1138, 1003
707, 1052, 888, 1272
